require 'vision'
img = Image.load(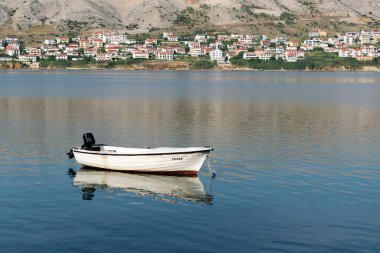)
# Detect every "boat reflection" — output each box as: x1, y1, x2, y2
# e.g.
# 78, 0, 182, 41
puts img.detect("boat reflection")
72, 167, 213, 204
